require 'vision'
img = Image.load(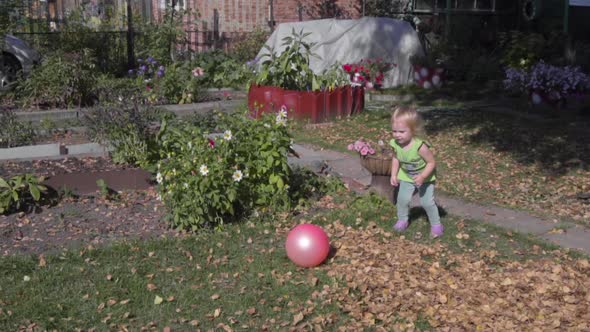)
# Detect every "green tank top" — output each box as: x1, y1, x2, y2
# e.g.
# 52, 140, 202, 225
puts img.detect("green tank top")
389, 138, 436, 183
